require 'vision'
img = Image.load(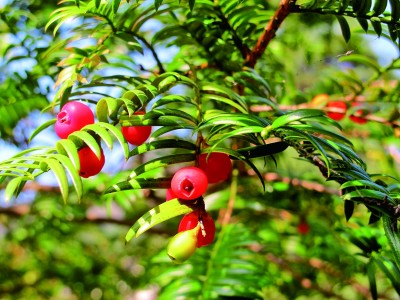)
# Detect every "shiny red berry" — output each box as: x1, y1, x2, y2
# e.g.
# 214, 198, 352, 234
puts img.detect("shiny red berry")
55, 101, 95, 139
121, 111, 152, 146
78, 146, 105, 178
178, 211, 216, 247
349, 102, 368, 124
198, 152, 232, 183
166, 188, 178, 201
297, 221, 310, 235
326, 101, 347, 121
171, 167, 208, 200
